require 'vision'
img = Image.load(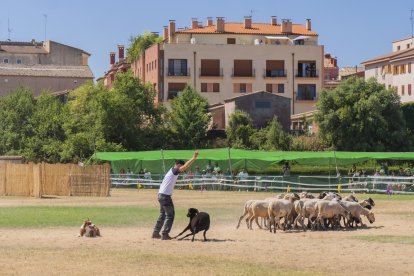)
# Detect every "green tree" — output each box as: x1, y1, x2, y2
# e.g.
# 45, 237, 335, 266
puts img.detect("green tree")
316, 77, 410, 151
61, 81, 123, 162
103, 71, 166, 150
0, 87, 34, 155
402, 102, 414, 134
127, 32, 163, 62
250, 117, 291, 150
226, 110, 255, 149
169, 86, 211, 149
23, 94, 66, 162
